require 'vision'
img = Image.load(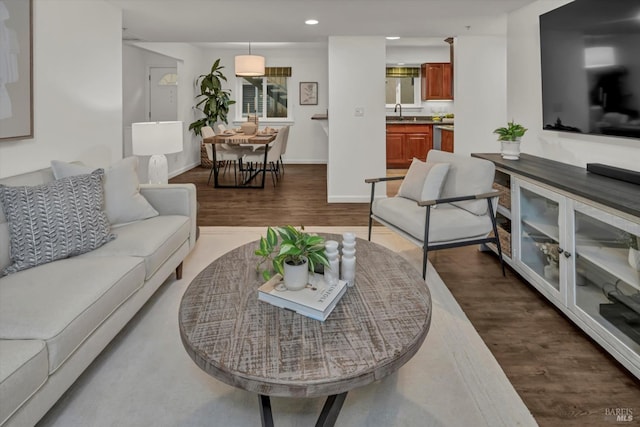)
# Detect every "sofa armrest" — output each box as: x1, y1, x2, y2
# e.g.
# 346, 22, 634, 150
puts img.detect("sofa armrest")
140, 184, 197, 250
